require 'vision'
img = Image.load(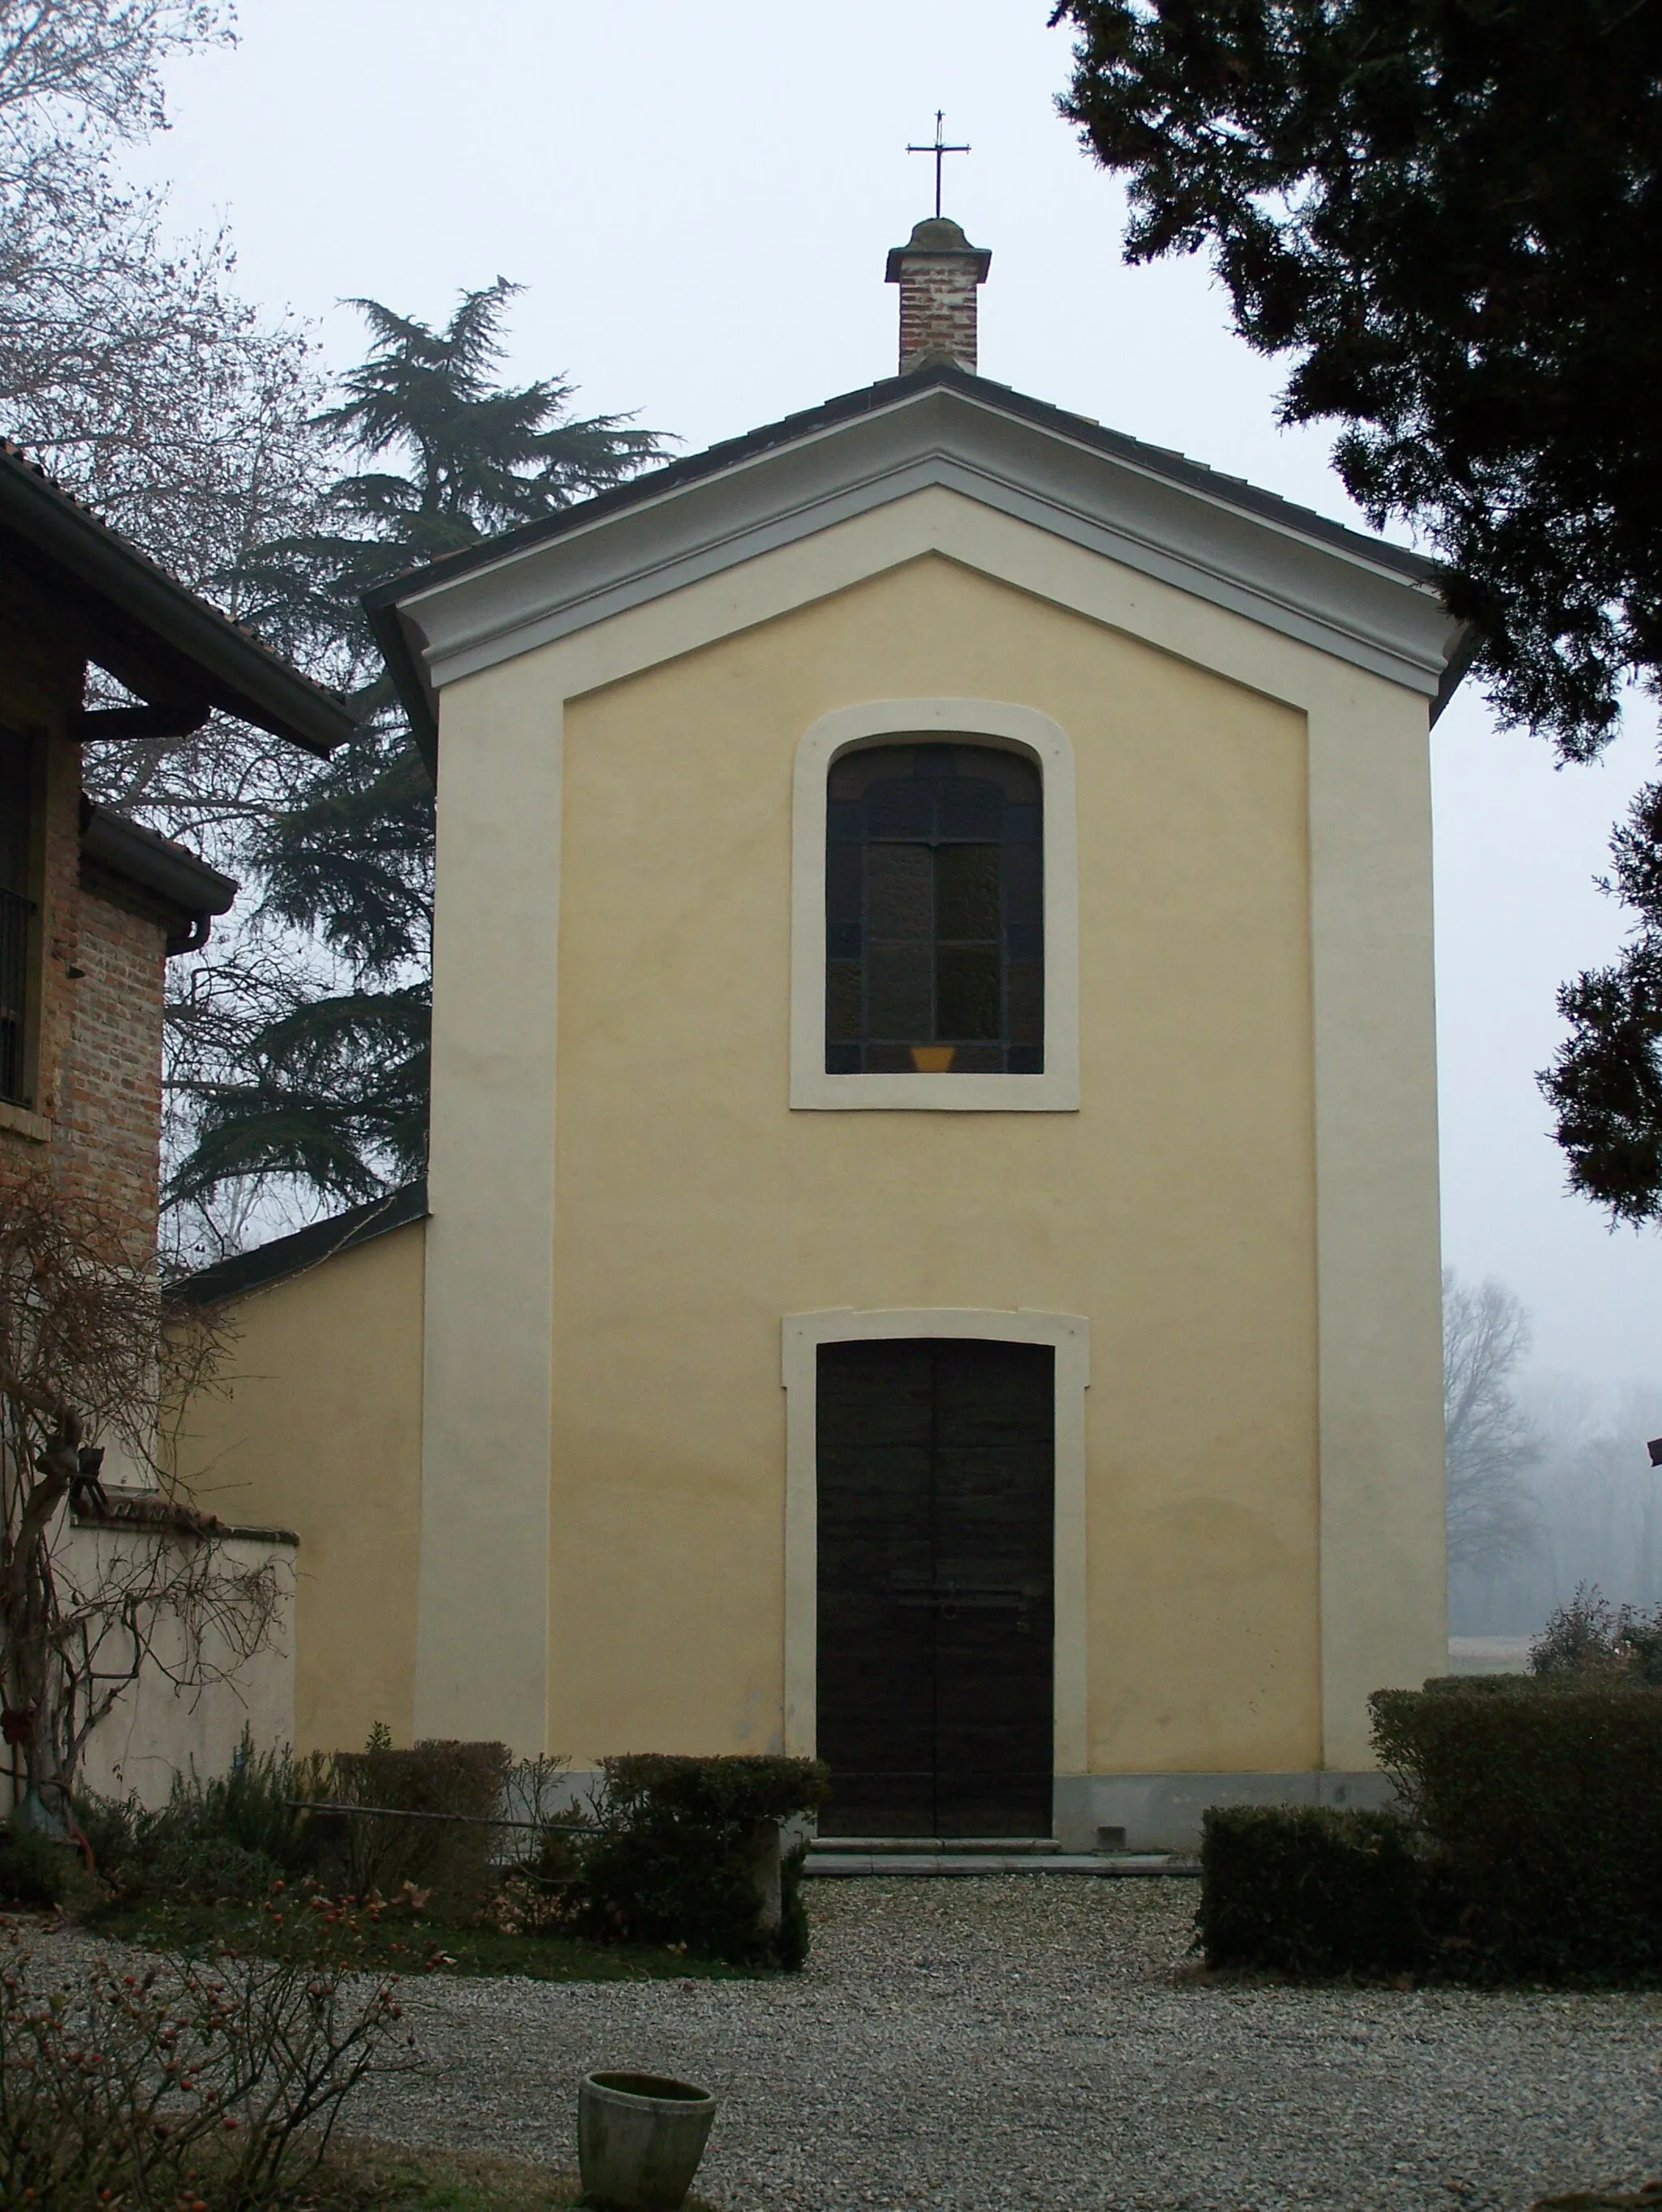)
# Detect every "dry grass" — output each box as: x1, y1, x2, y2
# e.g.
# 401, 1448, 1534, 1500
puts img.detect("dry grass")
1533, 2191, 1662, 2211
270, 2133, 721, 2210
